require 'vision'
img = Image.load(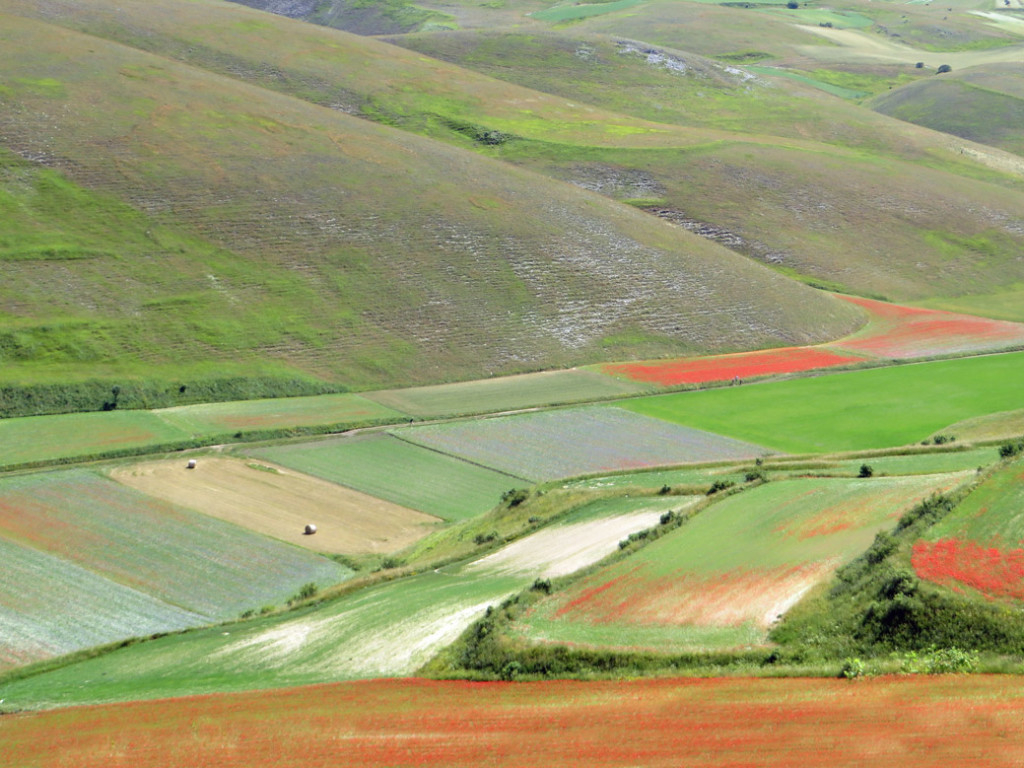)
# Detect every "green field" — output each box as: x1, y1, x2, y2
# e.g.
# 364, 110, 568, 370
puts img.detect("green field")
0, 411, 191, 467
927, 456, 1024, 544
365, 369, 646, 419
157, 394, 403, 436
246, 433, 523, 521
620, 352, 1024, 454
